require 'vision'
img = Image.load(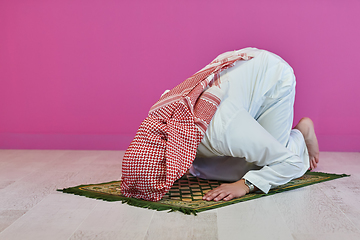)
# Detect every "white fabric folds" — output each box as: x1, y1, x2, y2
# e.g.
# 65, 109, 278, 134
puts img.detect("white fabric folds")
190, 48, 310, 193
